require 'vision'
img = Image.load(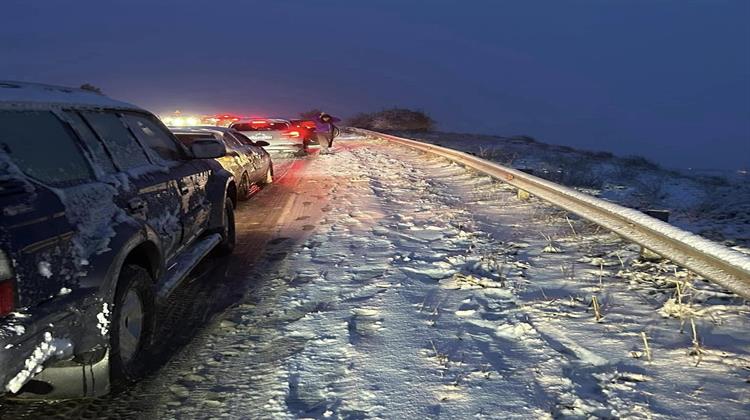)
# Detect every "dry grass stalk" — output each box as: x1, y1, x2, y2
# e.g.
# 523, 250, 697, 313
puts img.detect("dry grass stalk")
616, 252, 625, 269
592, 295, 602, 321
565, 215, 578, 238
641, 331, 652, 362
690, 318, 704, 366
